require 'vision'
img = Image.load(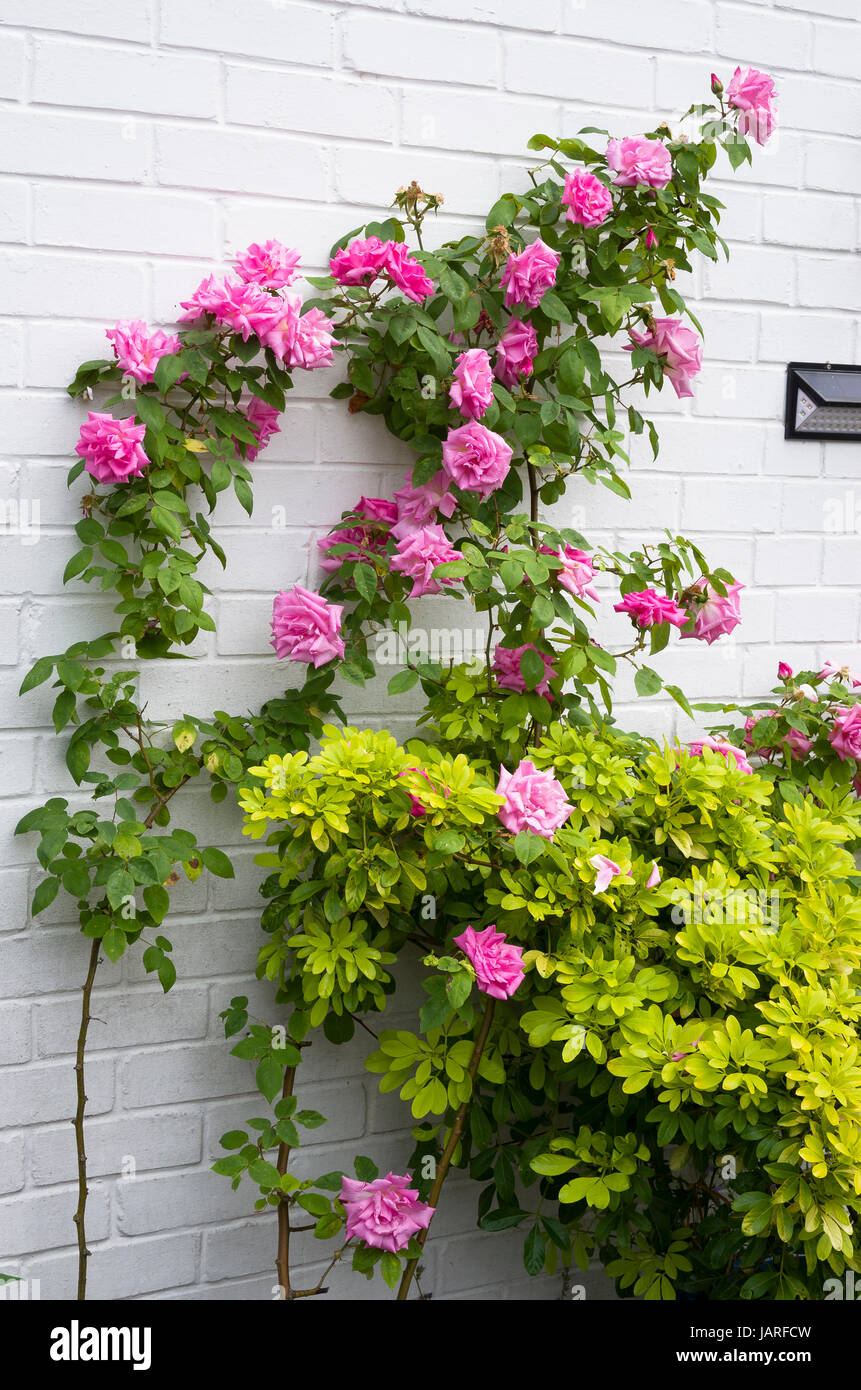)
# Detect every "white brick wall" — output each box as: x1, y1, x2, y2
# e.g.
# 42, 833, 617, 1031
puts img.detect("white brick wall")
0, 0, 859, 1302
